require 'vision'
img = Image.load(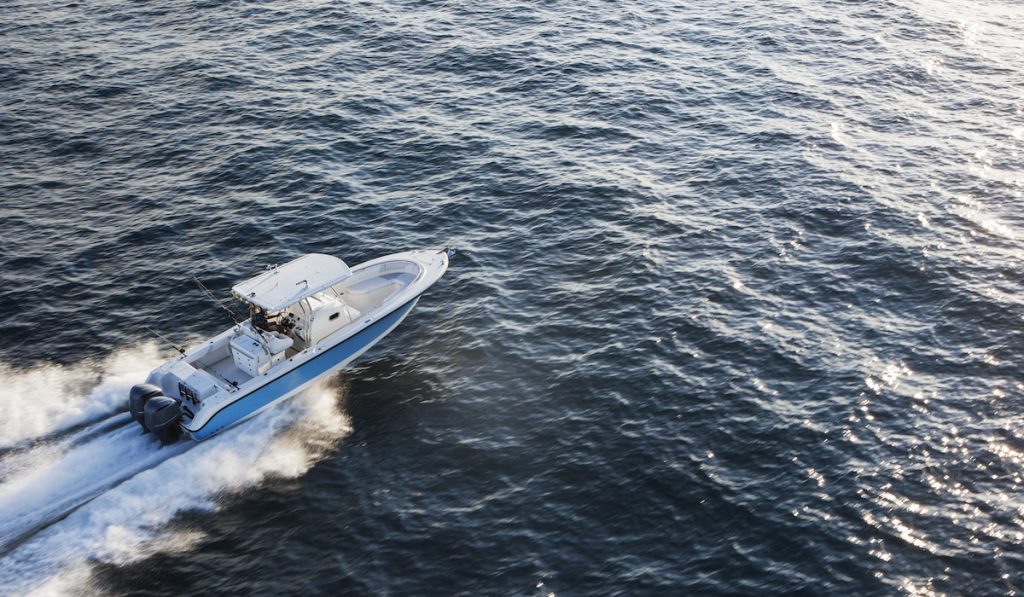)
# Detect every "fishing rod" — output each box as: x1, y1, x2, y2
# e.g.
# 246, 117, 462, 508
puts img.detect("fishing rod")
192, 276, 243, 325
193, 276, 276, 348
144, 325, 186, 355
